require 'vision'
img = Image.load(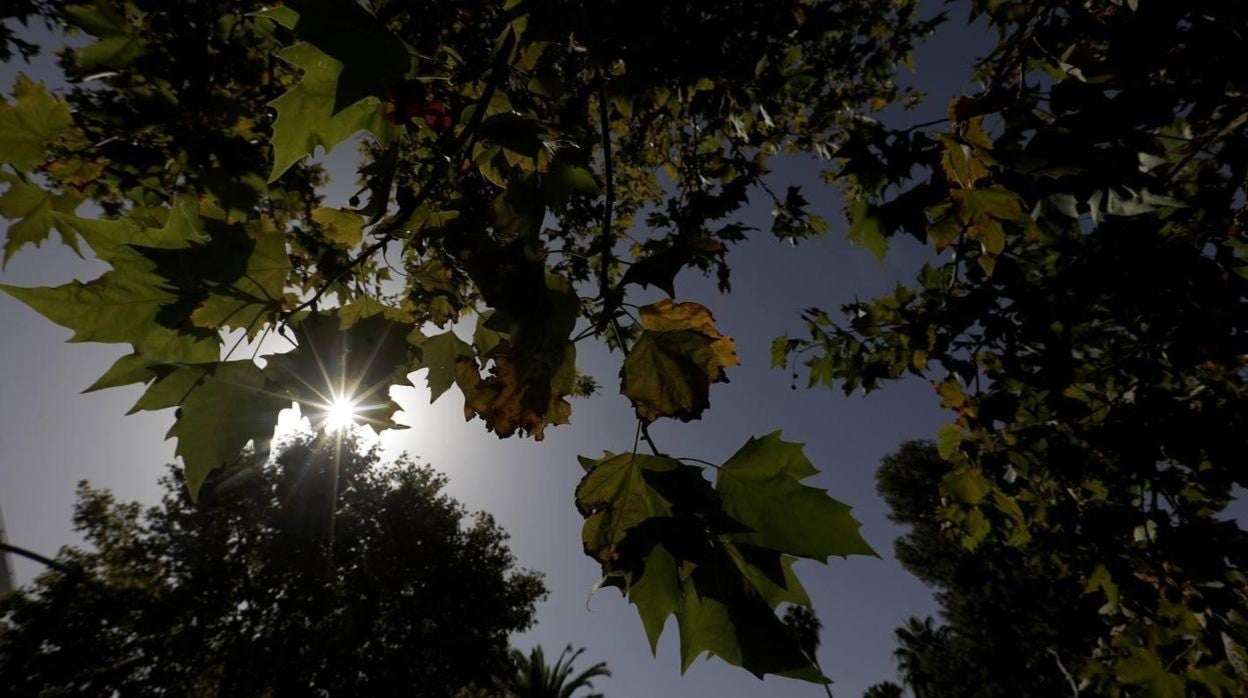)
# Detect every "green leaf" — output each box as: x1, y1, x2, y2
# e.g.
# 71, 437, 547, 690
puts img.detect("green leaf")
312, 206, 364, 247
940, 466, 991, 505
262, 0, 409, 114
677, 545, 827, 682
0, 175, 83, 264
132, 361, 290, 498
620, 300, 740, 423
63, 1, 148, 70
266, 43, 402, 181
189, 217, 291, 337
575, 452, 688, 562
627, 543, 683, 653
0, 74, 72, 171
83, 352, 161, 393
1115, 647, 1186, 698
716, 431, 875, 559
848, 199, 888, 262
264, 311, 413, 431
336, 295, 408, 329
412, 330, 472, 402
1, 208, 219, 364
